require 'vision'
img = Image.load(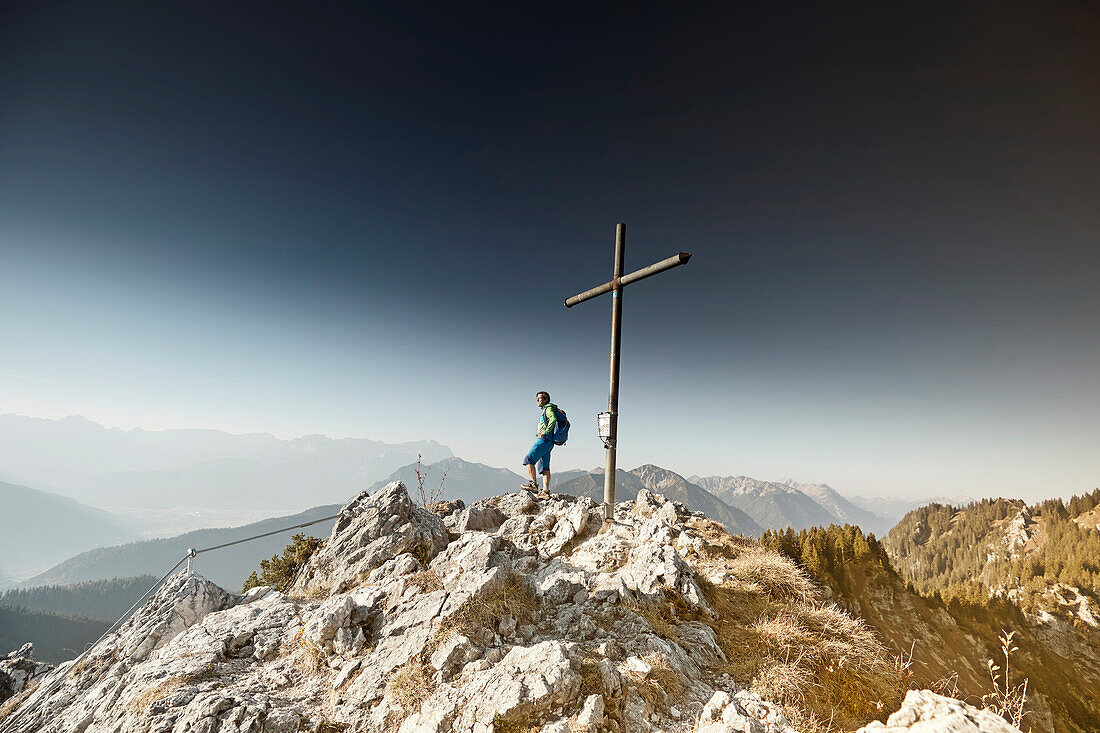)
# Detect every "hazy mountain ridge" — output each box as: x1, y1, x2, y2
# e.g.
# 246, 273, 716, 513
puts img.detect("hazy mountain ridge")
776, 478, 888, 534
847, 493, 980, 528
690, 473, 968, 536
20, 504, 343, 591
0, 481, 137, 580
690, 474, 837, 531
0, 414, 452, 512
367, 456, 526, 506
